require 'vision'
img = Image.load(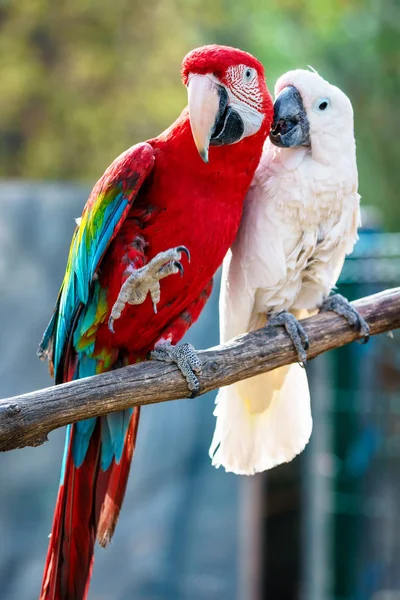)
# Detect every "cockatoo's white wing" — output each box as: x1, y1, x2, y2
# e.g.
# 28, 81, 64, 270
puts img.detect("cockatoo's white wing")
219, 164, 287, 344
212, 153, 312, 475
